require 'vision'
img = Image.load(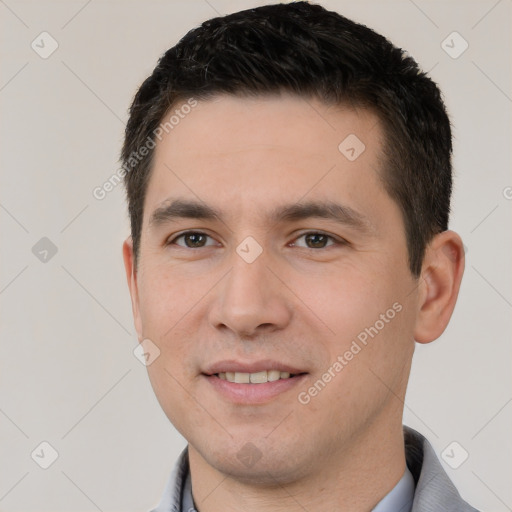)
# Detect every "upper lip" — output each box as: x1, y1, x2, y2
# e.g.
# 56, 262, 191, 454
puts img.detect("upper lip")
203, 359, 307, 375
